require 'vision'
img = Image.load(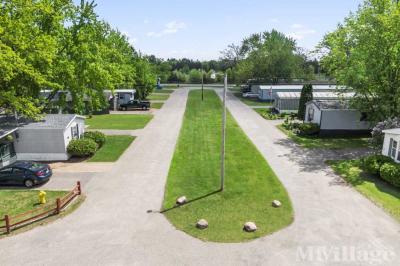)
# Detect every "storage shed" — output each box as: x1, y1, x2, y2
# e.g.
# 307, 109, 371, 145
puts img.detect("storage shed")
304, 100, 371, 136
381, 129, 400, 163
273, 92, 355, 114
0, 114, 86, 162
